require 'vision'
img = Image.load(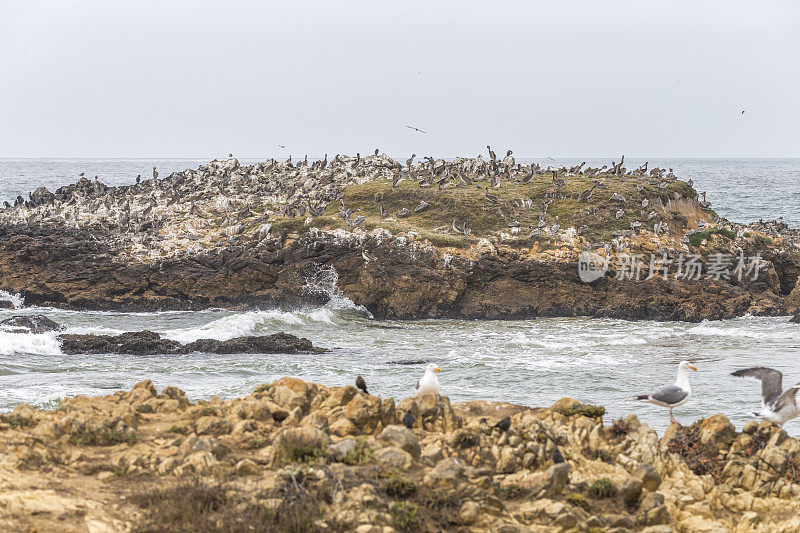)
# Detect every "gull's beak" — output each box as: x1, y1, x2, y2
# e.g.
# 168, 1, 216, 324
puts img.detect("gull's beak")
690, 366, 698, 371
435, 368, 441, 372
